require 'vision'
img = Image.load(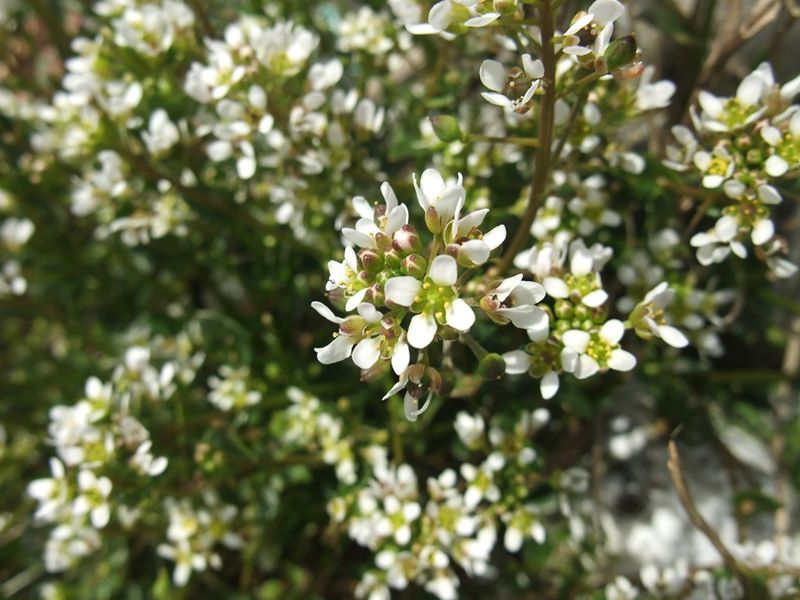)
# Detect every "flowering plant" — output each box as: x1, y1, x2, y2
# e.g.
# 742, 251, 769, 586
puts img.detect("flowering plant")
2, 0, 800, 598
